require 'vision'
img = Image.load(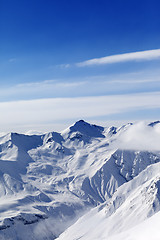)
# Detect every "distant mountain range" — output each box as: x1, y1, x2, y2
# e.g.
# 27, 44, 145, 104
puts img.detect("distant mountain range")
0, 120, 160, 239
